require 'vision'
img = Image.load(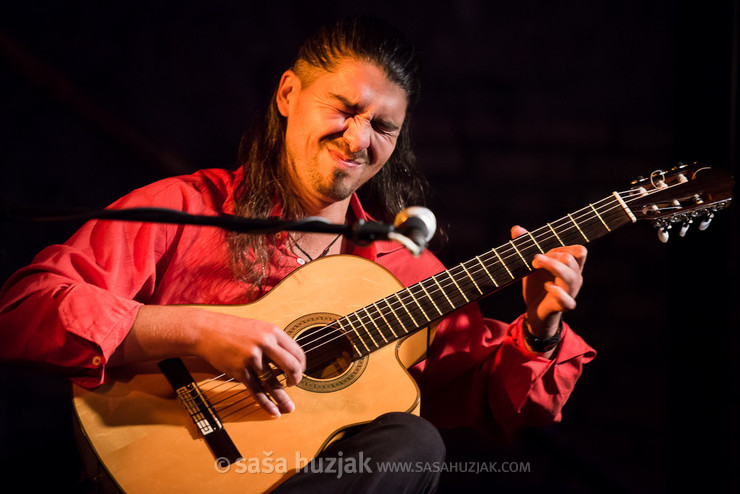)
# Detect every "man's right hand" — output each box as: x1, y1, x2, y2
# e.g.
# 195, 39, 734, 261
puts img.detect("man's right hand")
109, 305, 306, 417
